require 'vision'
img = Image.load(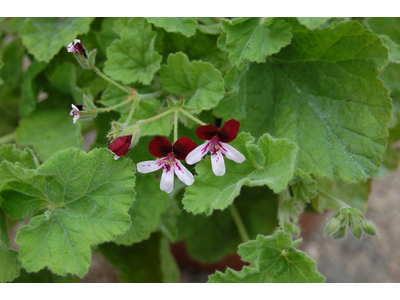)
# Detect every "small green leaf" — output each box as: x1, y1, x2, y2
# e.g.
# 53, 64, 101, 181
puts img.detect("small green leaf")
380, 35, 400, 64
297, 17, 331, 30
160, 52, 224, 112
114, 174, 170, 246
19, 17, 94, 62
183, 133, 297, 215
365, 17, 400, 44
104, 18, 162, 85
221, 17, 293, 69
208, 231, 325, 283
290, 169, 317, 203
0, 144, 39, 169
197, 17, 222, 35
11, 148, 136, 277
146, 17, 197, 37
16, 109, 83, 162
